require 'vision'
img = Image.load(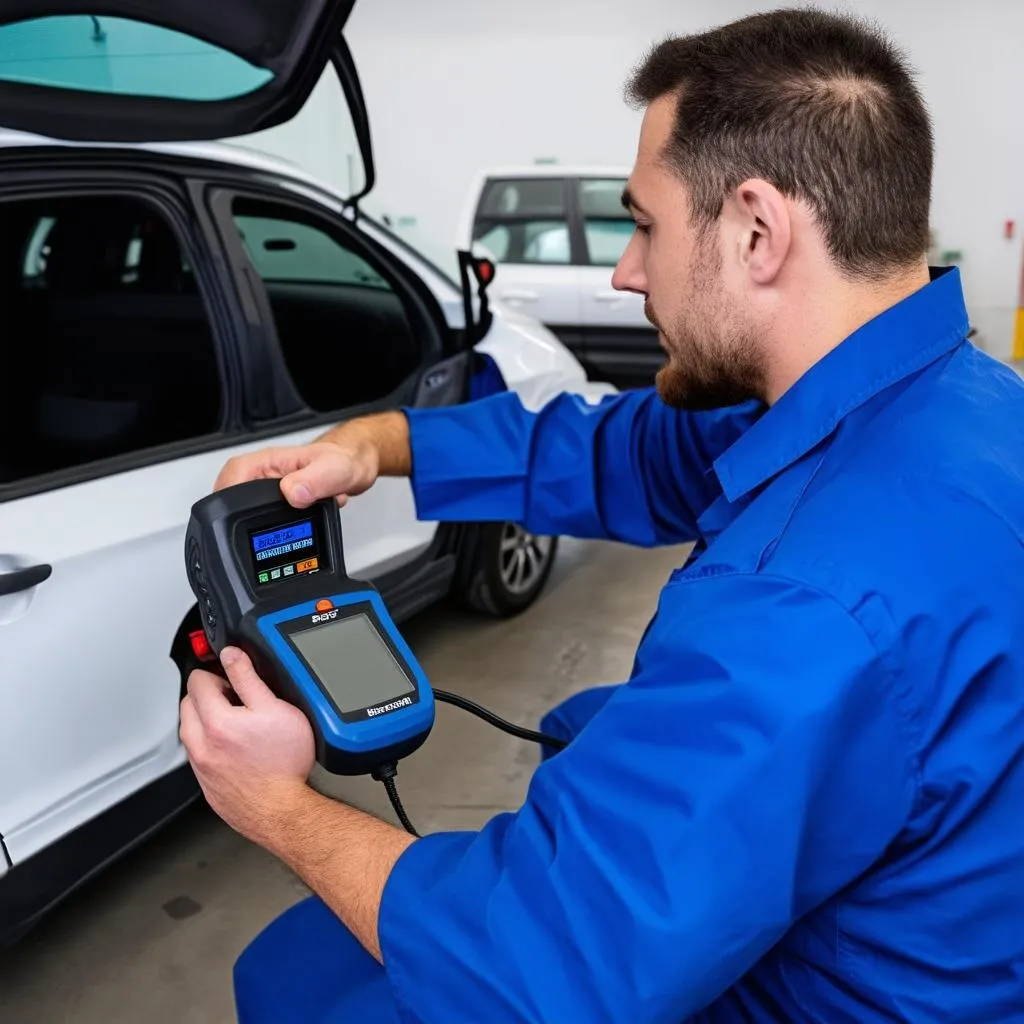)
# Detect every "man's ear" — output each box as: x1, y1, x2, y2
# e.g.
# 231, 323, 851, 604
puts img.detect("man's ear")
727, 179, 792, 285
